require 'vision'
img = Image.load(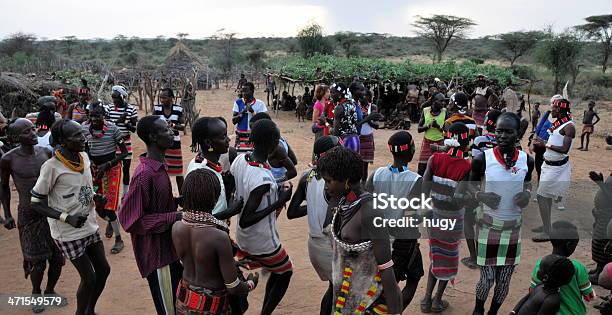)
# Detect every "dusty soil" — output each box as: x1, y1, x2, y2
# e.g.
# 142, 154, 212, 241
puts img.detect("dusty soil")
1, 88, 611, 314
